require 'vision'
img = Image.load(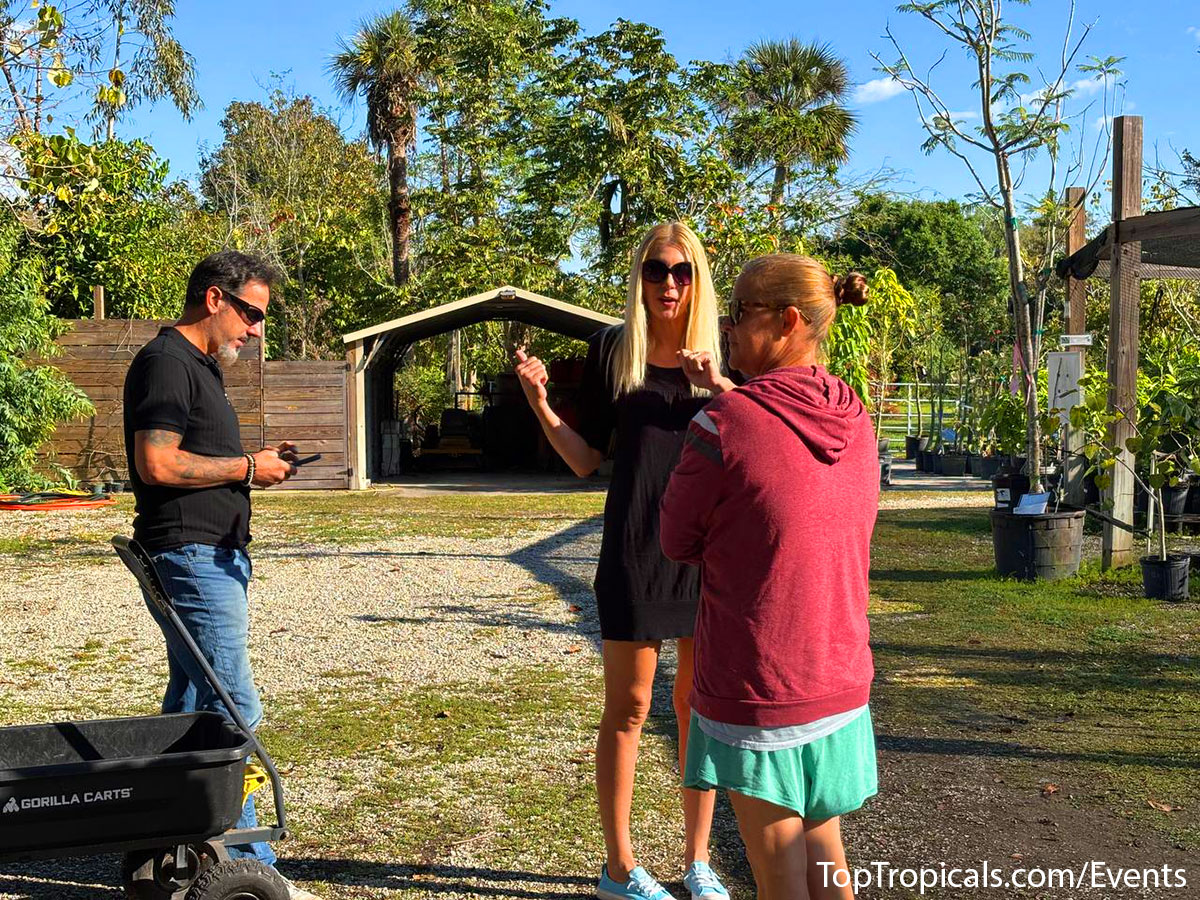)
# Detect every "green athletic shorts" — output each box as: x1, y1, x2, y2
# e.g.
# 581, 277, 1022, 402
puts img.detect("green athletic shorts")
683, 707, 878, 820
